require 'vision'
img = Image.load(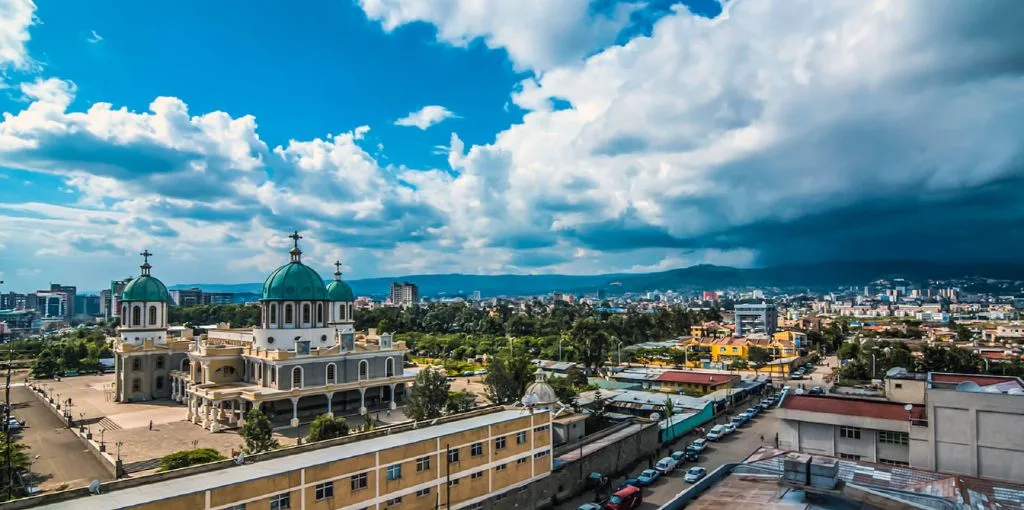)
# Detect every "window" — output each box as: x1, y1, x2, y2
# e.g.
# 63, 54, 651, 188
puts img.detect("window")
535, 425, 549, 433
448, 478, 460, 487
894, 383, 903, 389
416, 488, 431, 497
448, 448, 460, 463
351, 472, 368, 491
495, 464, 507, 472
838, 453, 861, 461
316, 303, 323, 324
534, 451, 549, 459
417, 456, 431, 472
292, 367, 303, 388
386, 358, 395, 377
131, 378, 141, 392
270, 368, 276, 384
516, 431, 527, 444
270, 493, 290, 510
132, 305, 141, 326
386, 464, 402, 480
517, 457, 528, 464
326, 363, 336, 384
315, 481, 334, 500
225, 505, 247, 510
132, 358, 142, 371
285, 304, 293, 324
732, 347, 738, 353
879, 458, 909, 467
471, 442, 483, 457
148, 305, 157, 325
302, 303, 311, 323
270, 304, 277, 324
839, 426, 861, 440
359, 360, 368, 380
155, 376, 164, 390
495, 436, 507, 450
471, 471, 484, 480
878, 431, 909, 445
156, 356, 165, 369
385, 496, 403, 507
